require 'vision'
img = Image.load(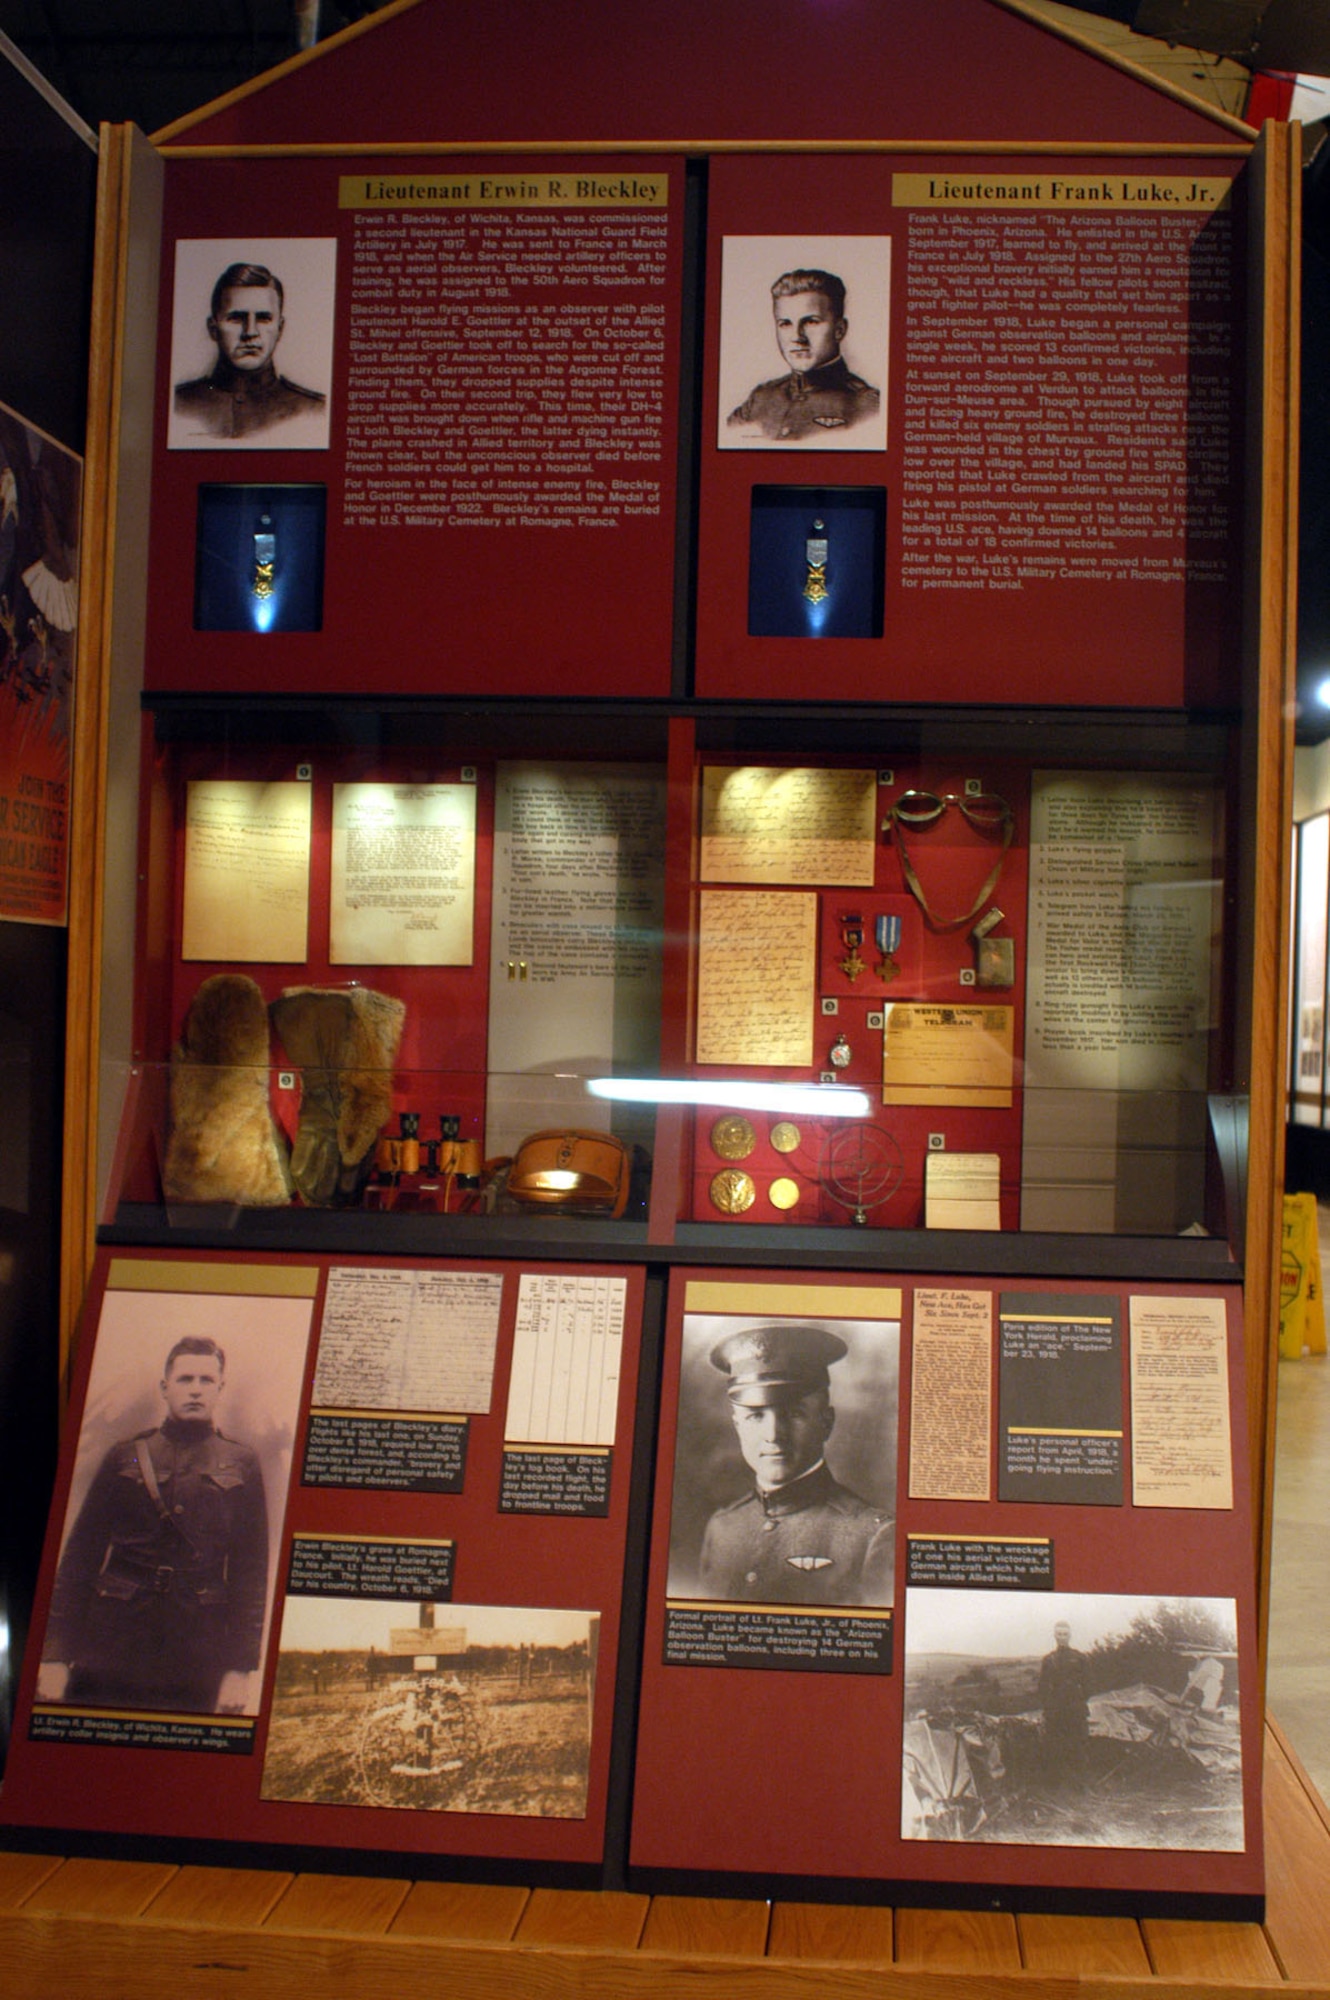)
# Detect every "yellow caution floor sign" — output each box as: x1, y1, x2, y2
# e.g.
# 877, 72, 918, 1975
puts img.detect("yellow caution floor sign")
1281, 1192, 1327, 1358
